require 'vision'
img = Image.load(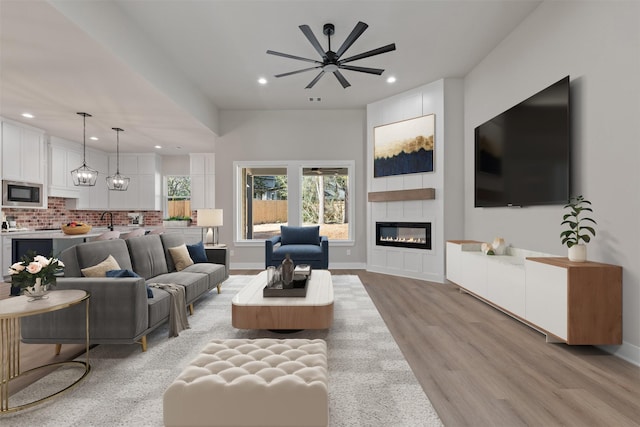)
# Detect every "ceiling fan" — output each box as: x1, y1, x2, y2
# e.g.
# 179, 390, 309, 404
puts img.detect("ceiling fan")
267, 21, 396, 89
